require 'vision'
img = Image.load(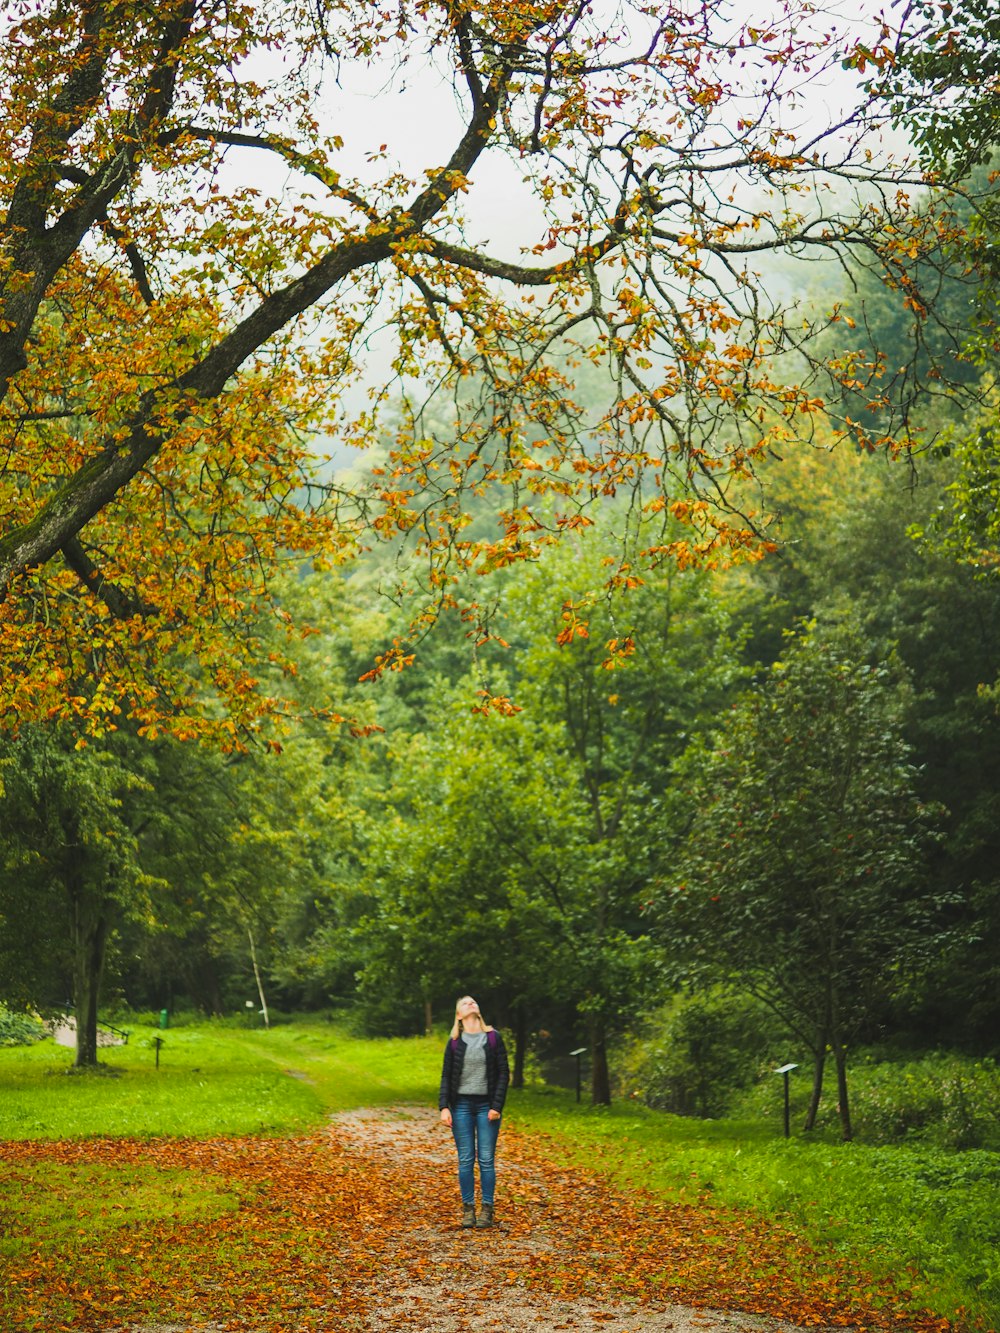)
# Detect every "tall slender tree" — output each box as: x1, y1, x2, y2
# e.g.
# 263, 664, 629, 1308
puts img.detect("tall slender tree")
0, 728, 153, 1065
662, 621, 941, 1139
